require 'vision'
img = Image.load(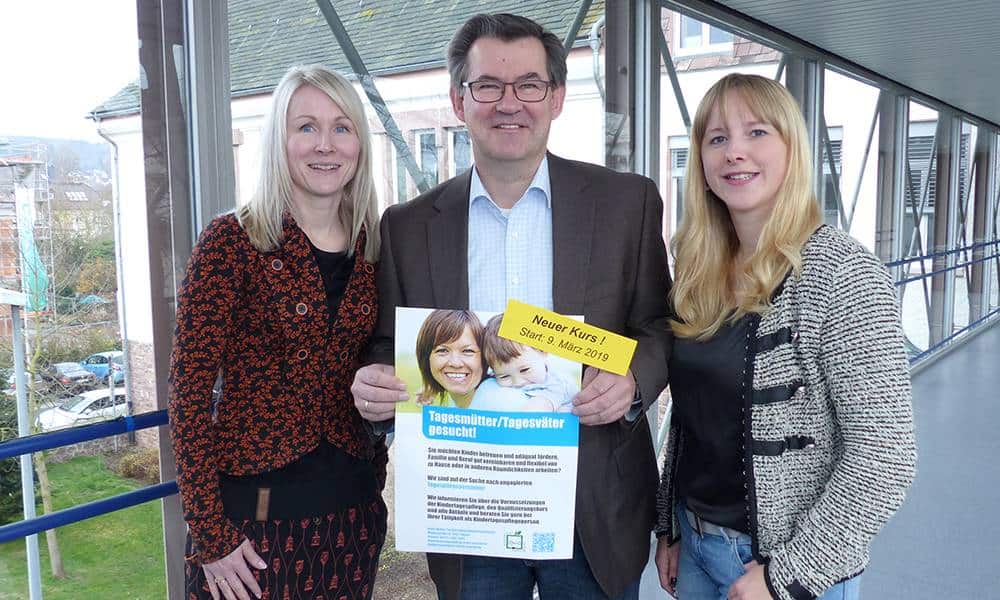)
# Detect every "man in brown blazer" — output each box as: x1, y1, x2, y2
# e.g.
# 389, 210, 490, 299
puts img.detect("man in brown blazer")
352, 12, 671, 600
